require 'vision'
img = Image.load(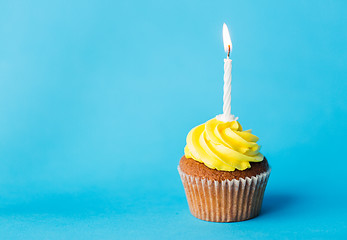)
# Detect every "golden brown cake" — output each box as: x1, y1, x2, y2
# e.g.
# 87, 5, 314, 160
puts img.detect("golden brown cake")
179, 156, 269, 181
